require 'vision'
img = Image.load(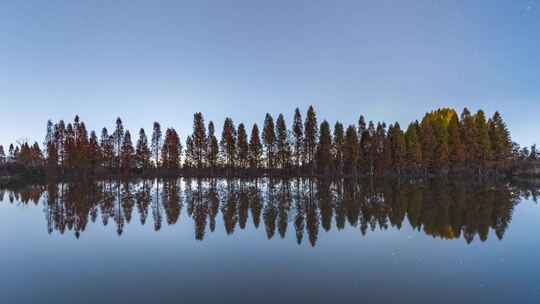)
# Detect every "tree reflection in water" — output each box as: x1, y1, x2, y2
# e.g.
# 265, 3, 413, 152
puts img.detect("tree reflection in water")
2, 178, 539, 246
